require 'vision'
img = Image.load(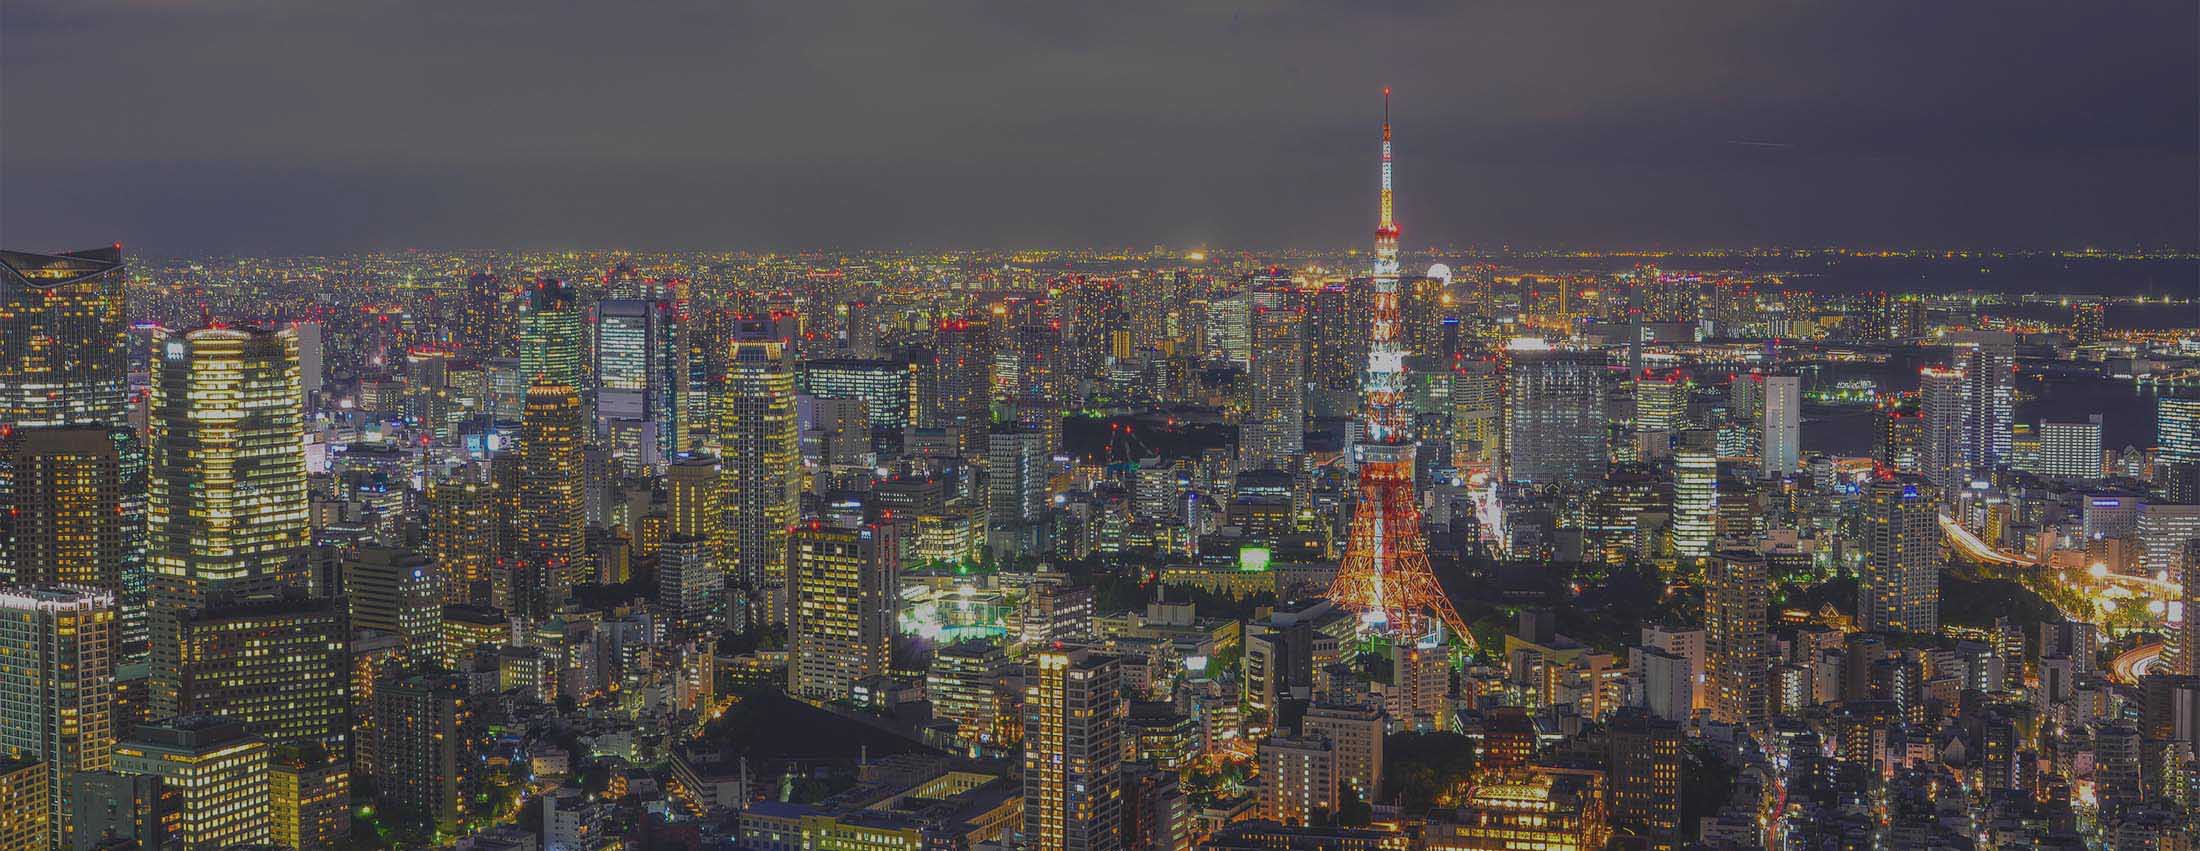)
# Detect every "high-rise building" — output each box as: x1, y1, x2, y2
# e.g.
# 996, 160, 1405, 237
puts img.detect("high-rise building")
0, 426, 130, 592
1761, 375, 1800, 477
1954, 333, 2015, 470
1503, 346, 1607, 485
1918, 366, 1968, 495
518, 278, 584, 391
787, 522, 897, 701
2172, 540, 2197, 676
932, 318, 994, 455
1605, 708, 1683, 849
1256, 736, 1337, 827
1244, 305, 1307, 470
68, 771, 175, 851
1300, 703, 1384, 804
176, 594, 350, 750
2036, 415, 2102, 479
146, 325, 308, 720
370, 671, 472, 834
987, 424, 1048, 557
596, 297, 691, 463
1670, 442, 1718, 561
657, 535, 722, 633
509, 380, 585, 620
1307, 280, 1369, 408
0, 758, 44, 851
268, 744, 349, 851
113, 716, 271, 851
459, 271, 507, 357
1451, 357, 1502, 473
929, 640, 1007, 746
344, 547, 442, 661
803, 358, 915, 430
1633, 370, 1688, 434
424, 474, 495, 604
2155, 388, 2200, 503
666, 454, 720, 544
1859, 477, 1938, 634
720, 341, 800, 621
1025, 649, 1122, 851
0, 586, 114, 847
0, 246, 128, 428
1704, 550, 1768, 731
2070, 301, 2105, 346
